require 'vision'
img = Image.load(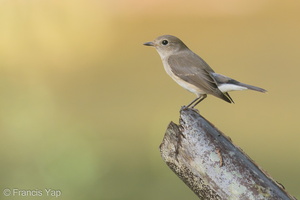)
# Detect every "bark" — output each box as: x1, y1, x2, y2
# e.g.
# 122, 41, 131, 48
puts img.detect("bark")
159, 108, 297, 200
